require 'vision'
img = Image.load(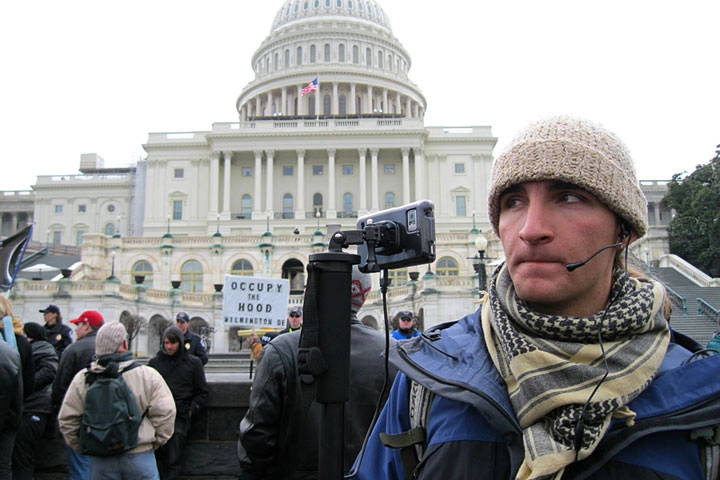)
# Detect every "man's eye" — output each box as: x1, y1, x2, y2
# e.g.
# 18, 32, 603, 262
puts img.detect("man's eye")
560, 192, 582, 203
